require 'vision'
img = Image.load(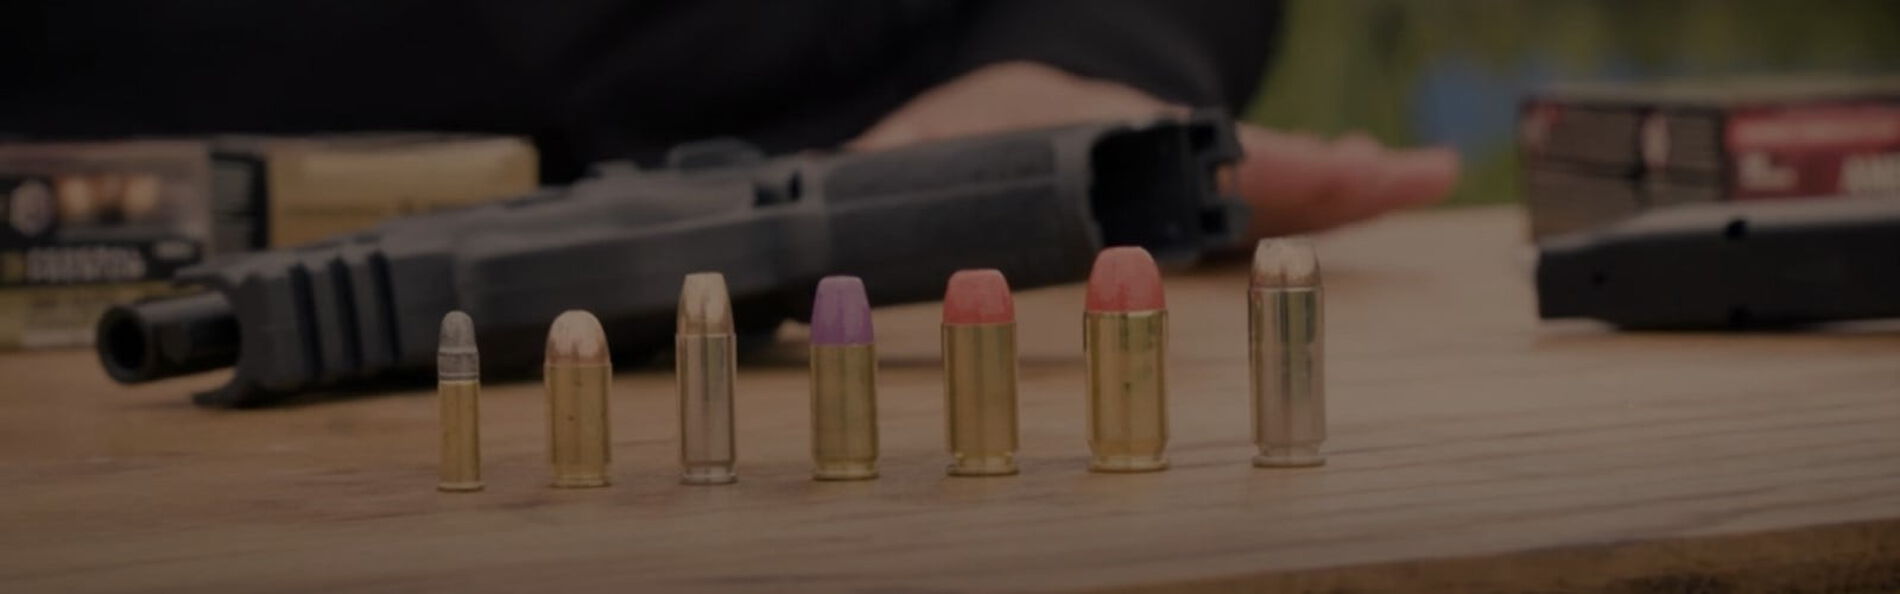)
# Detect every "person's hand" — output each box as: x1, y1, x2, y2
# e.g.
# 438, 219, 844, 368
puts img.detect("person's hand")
852, 62, 1461, 238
